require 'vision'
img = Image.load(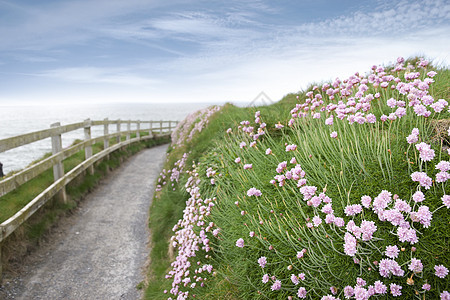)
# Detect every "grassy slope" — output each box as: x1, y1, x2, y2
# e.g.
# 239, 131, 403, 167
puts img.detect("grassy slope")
147, 60, 449, 299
